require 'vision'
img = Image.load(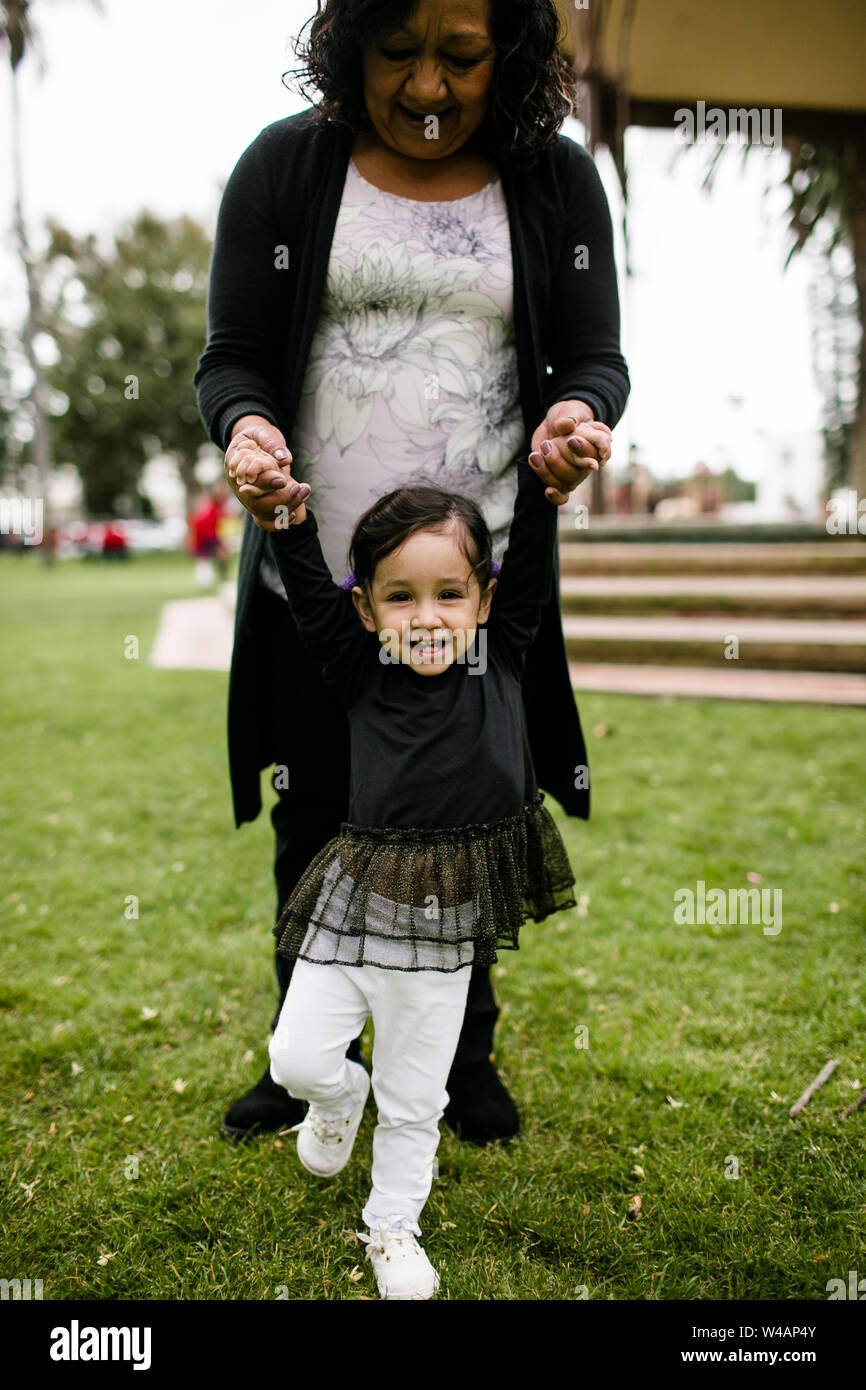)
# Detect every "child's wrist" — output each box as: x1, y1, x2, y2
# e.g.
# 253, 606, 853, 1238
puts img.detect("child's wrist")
272, 501, 309, 533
